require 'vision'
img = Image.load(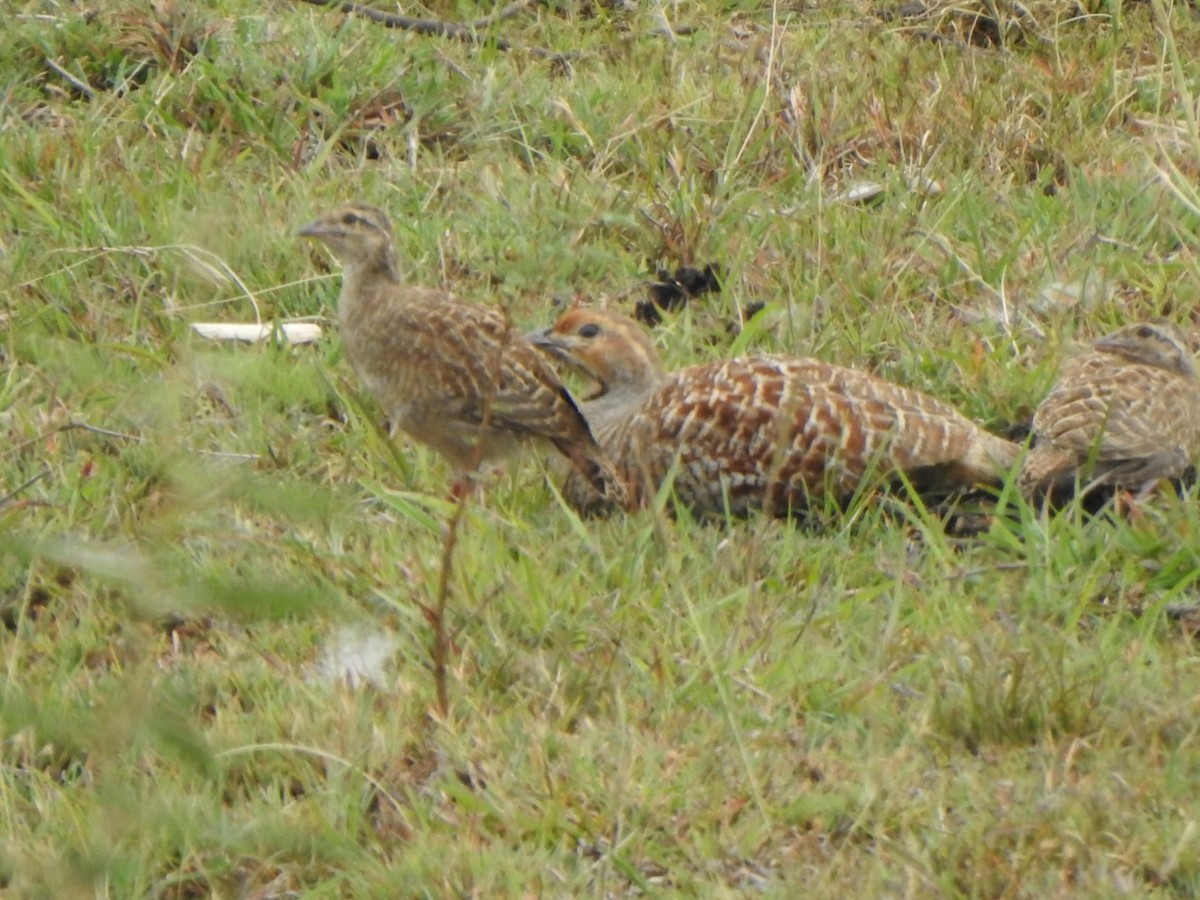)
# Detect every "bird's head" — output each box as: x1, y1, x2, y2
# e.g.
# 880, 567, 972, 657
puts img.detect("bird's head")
1093, 320, 1197, 378
299, 203, 396, 272
527, 308, 666, 398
